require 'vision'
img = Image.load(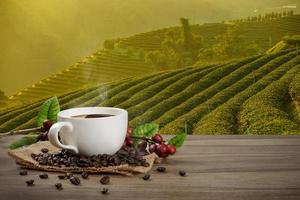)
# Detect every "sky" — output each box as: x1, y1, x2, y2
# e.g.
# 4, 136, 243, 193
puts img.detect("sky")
0, 0, 298, 95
